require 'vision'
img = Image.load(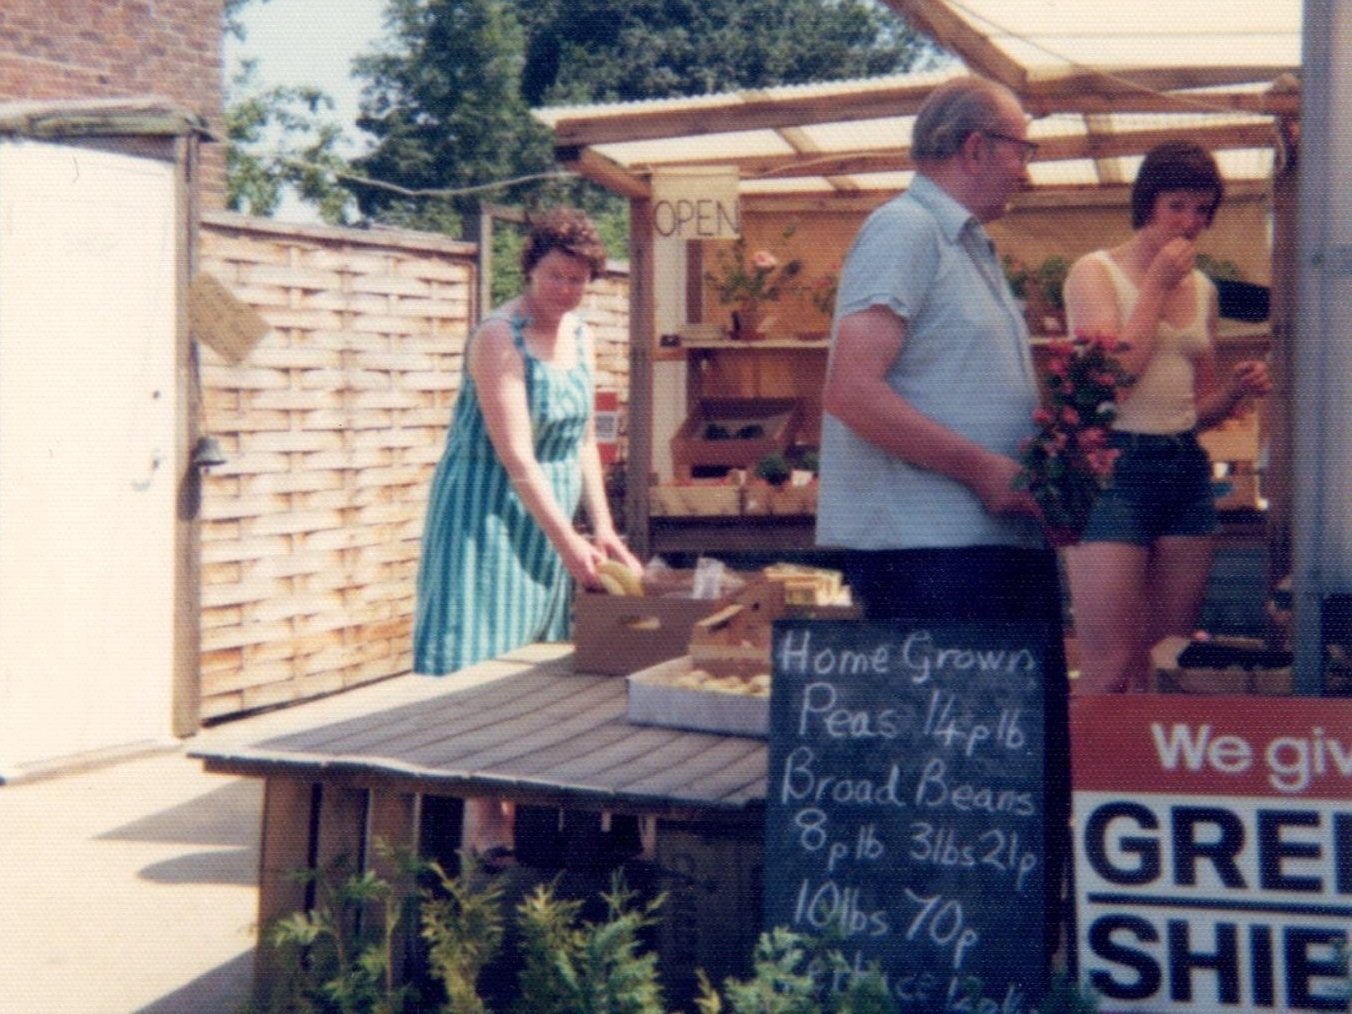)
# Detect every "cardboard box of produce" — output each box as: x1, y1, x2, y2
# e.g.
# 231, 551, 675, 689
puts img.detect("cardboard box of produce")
573, 564, 746, 676
574, 593, 733, 676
